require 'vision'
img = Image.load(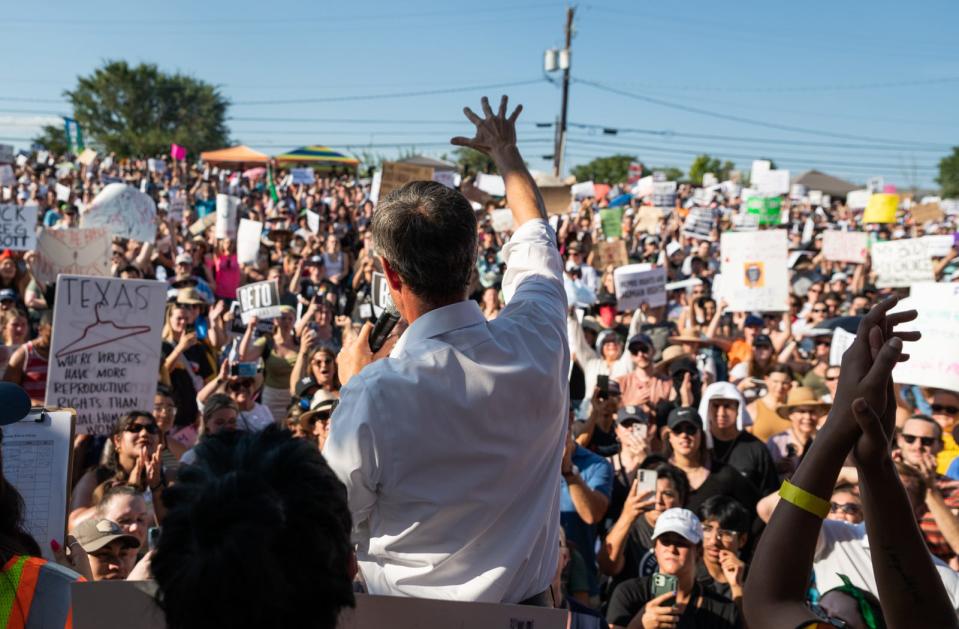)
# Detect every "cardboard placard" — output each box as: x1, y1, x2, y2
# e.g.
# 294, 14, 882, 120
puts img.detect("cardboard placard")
188, 212, 216, 236
33, 227, 111, 286
613, 264, 666, 311
892, 291, 959, 393
378, 161, 435, 200
911, 202, 945, 224
829, 327, 856, 366
236, 219, 263, 265
306, 209, 321, 234
46, 276, 166, 435
870, 238, 934, 288
0, 203, 37, 251
862, 193, 899, 223
237, 279, 282, 324
594, 240, 629, 270
822, 231, 869, 263
541, 185, 572, 216
634, 206, 664, 234
0, 164, 14, 187
719, 230, 789, 312
81, 183, 157, 242
215, 194, 239, 239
